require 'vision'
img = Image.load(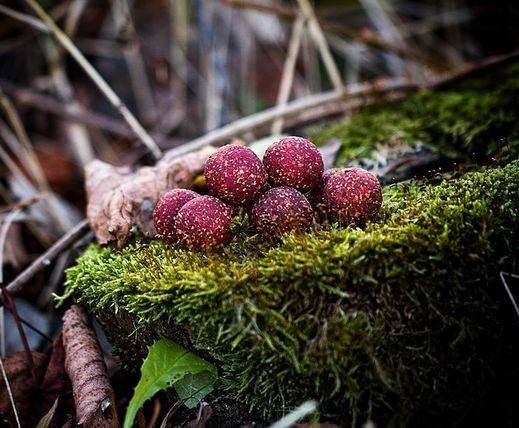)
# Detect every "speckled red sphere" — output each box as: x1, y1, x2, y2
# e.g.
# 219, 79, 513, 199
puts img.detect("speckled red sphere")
323, 167, 382, 225
153, 189, 199, 240
263, 136, 324, 192
252, 187, 314, 237
204, 144, 268, 206
308, 167, 342, 210
175, 196, 234, 251
322, 168, 342, 184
